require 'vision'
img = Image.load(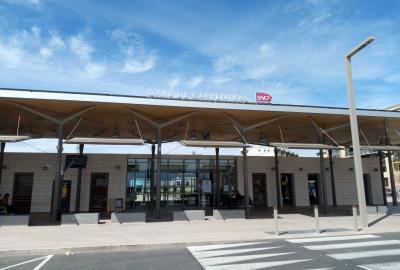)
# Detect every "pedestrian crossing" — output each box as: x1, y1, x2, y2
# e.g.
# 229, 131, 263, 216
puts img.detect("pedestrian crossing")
288, 234, 400, 270
188, 234, 400, 270
187, 241, 320, 270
